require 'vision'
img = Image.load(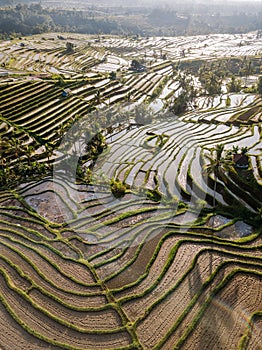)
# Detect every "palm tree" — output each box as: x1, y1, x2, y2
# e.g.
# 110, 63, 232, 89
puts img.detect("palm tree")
44, 143, 54, 170
9, 136, 23, 167
0, 136, 9, 169
57, 122, 67, 142
0, 149, 8, 187
0, 135, 13, 186
241, 146, 248, 155
203, 144, 233, 273
257, 75, 262, 94
204, 144, 224, 207
204, 144, 235, 207
96, 89, 101, 104
244, 61, 252, 87
232, 145, 239, 154
24, 144, 35, 175
24, 144, 34, 164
